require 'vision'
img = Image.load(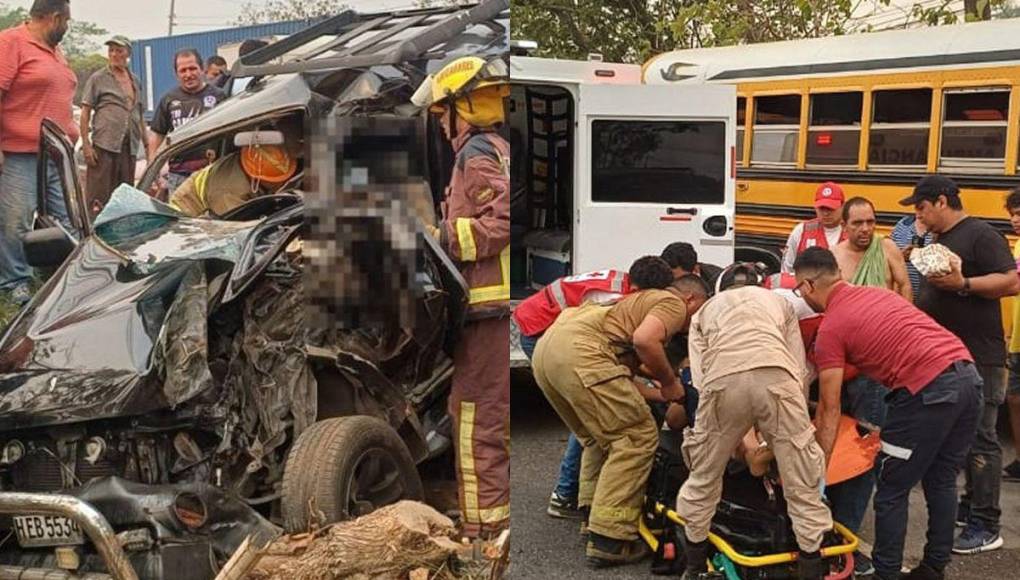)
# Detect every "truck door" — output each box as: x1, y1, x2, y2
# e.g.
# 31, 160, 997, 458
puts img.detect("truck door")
574, 83, 736, 272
